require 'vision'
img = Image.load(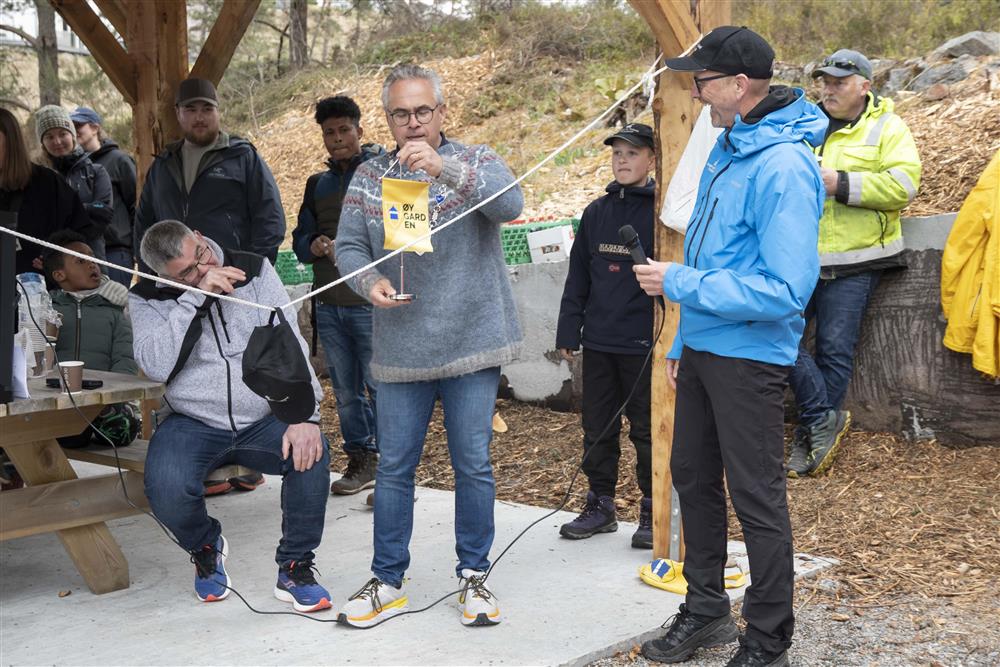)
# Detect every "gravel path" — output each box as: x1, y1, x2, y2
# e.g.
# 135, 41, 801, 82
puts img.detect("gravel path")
589, 587, 1000, 667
